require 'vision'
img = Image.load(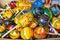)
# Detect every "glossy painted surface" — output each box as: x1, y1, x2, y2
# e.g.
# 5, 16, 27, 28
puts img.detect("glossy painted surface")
31, 0, 44, 12
16, 1, 32, 10
2, 10, 12, 20
34, 26, 47, 39
8, 25, 15, 30
9, 1, 16, 9
0, 24, 5, 32
14, 12, 34, 27
9, 30, 20, 39
21, 27, 33, 39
